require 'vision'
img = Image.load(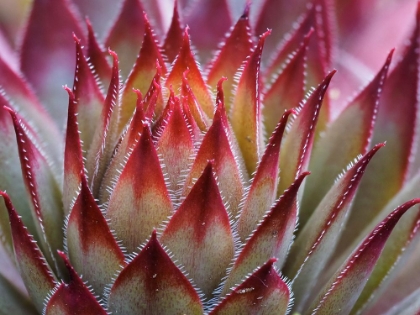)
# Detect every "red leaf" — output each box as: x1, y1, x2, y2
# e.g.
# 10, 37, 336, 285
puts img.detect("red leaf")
63, 87, 84, 215
185, 0, 232, 61
230, 31, 270, 175
221, 172, 308, 296
262, 31, 311, 138
162, 0, 184, 63
277, 70, 335, 195
0, 192, 56, 313
210, 259, 291, 315
71, 34, 105, 156
119, 13, 167, 132
66, 174, 125, 297
155, 96, 195, 196
86, 19, 112, 88
206, 3, 253, 113
237, 109, 294, 241
44, 252, 107, 315
181, 104, 244, 217
166, 28, 214, 117
107, 231, 203, 314
309, 199, 420, 315
104, 0, 145, 77
161, 162, 235, 297
86, 50, 121, 196
106, 126, 173, 253
20, 0, 85, 125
